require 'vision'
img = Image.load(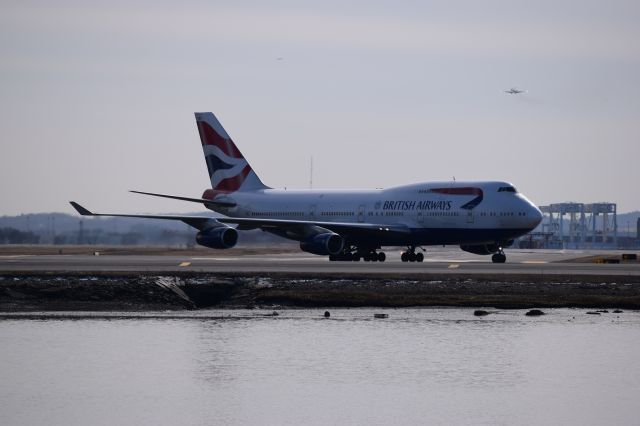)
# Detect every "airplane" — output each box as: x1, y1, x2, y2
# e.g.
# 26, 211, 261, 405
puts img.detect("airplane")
505, 88, 525, 94
70, 112, 543, 264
